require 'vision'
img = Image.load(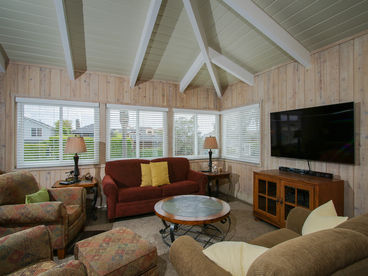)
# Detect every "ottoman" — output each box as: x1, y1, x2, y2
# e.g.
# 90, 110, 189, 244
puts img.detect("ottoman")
74, 227, 158, 276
